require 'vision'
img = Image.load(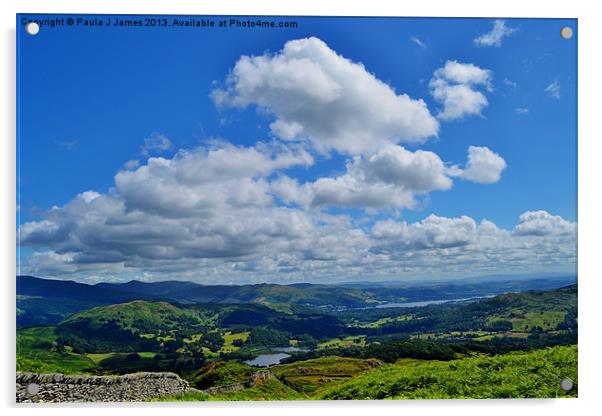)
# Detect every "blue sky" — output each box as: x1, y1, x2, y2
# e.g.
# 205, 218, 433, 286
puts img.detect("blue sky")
17, 15, 577, 283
